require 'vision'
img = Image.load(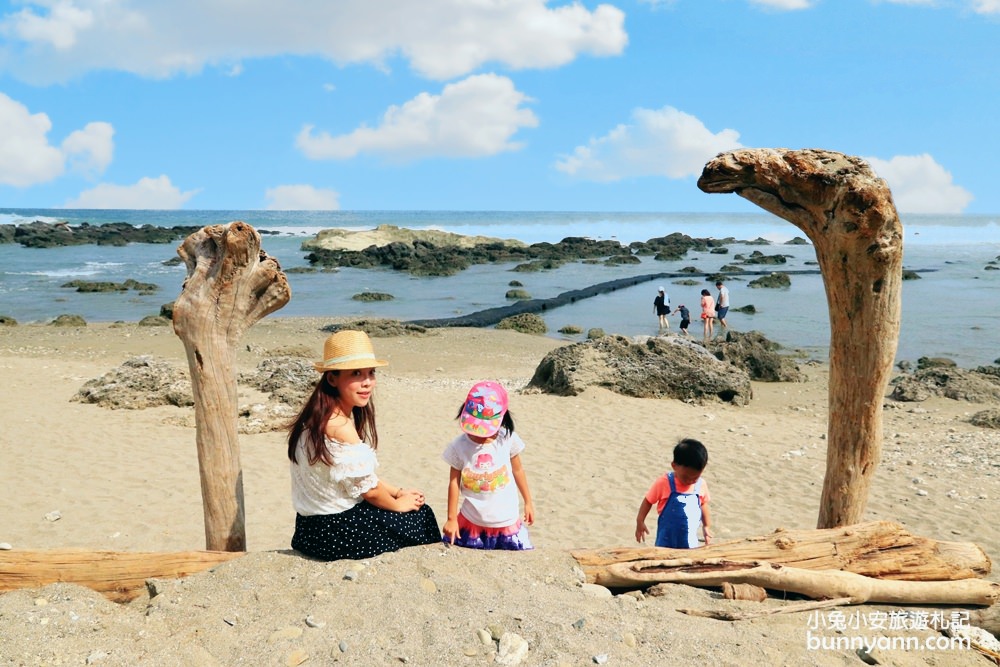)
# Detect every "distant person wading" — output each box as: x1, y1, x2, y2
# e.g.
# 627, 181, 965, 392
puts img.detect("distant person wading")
654, 286, 671, 330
